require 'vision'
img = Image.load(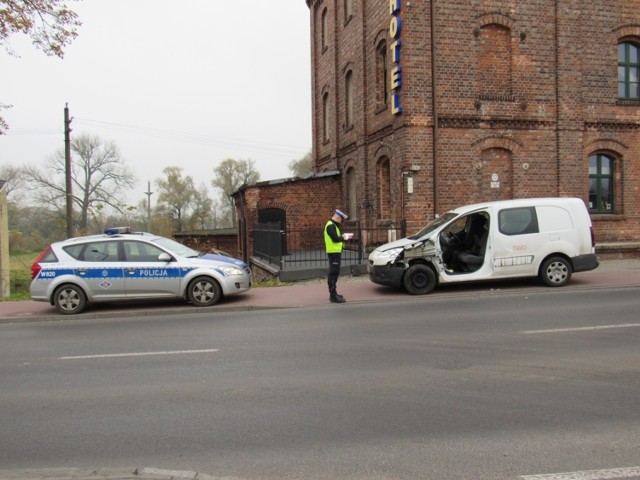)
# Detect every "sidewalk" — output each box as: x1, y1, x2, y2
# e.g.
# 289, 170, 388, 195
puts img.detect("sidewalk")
1, 258, 640, 323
